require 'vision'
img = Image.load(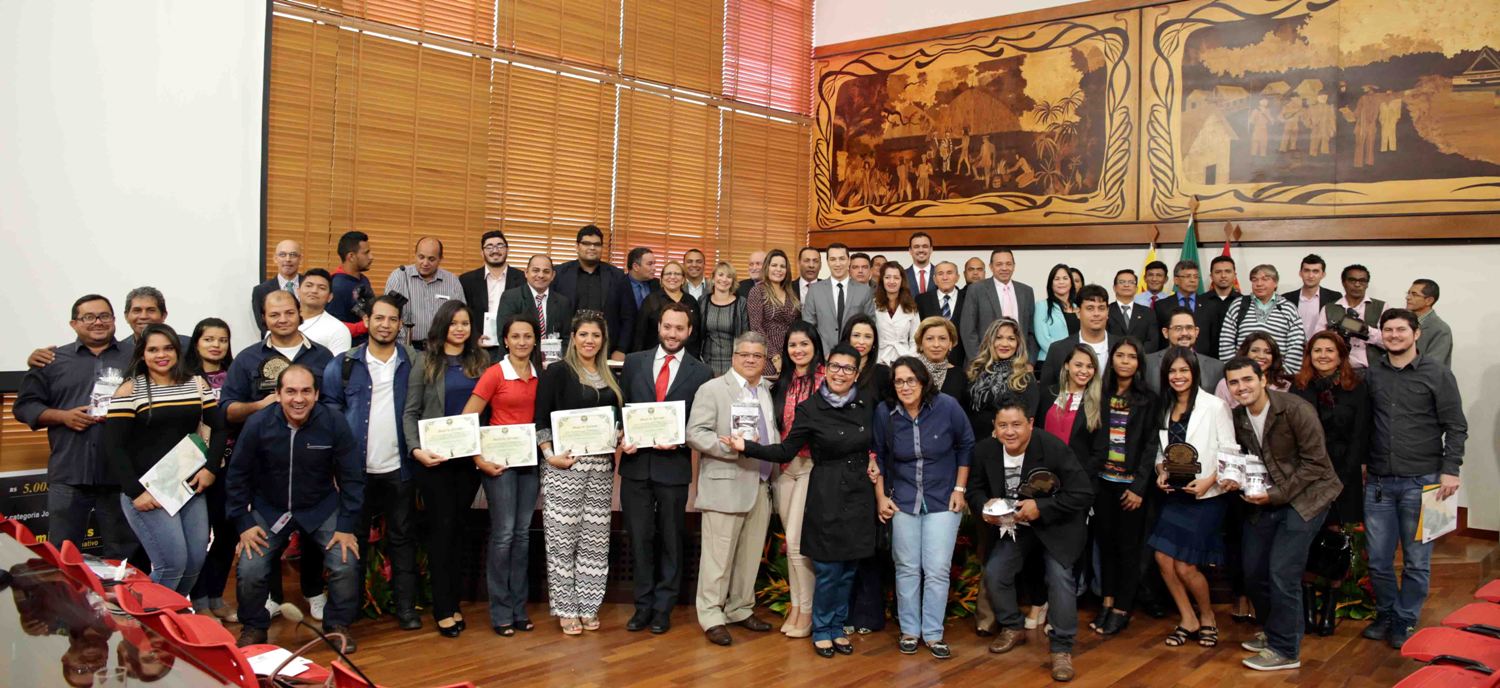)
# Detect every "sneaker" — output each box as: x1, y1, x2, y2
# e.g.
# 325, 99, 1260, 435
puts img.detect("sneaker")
1241, 631, 1268, 652
1243, 648, 1300, 671
1361, 616, 1389, 641
265, 599, 281, 619
898, 636, 919, 654
928, 640, 951, 660
1388, 624, 1415, 649
308, 593, 327, 622
1050, 652, 1076, 682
